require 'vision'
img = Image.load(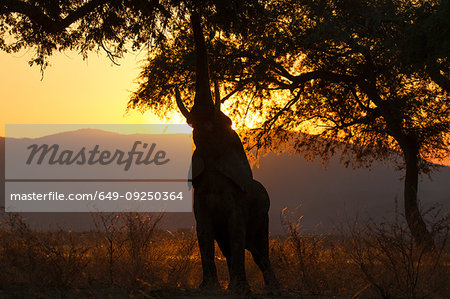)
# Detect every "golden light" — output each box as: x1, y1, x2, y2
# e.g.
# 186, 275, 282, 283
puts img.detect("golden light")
0, 50, 154, 137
